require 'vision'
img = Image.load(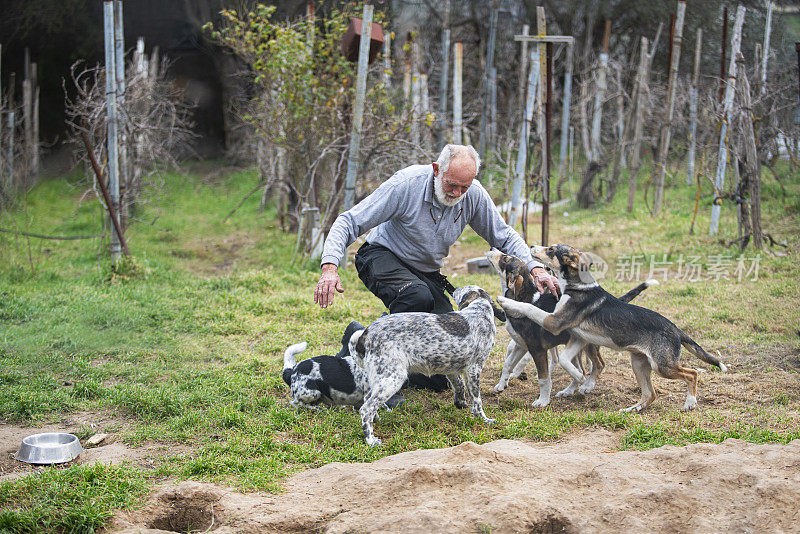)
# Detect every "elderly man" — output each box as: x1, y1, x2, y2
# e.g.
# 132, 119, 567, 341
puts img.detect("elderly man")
315, 144, 559, 313
314, 144, 558, 400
